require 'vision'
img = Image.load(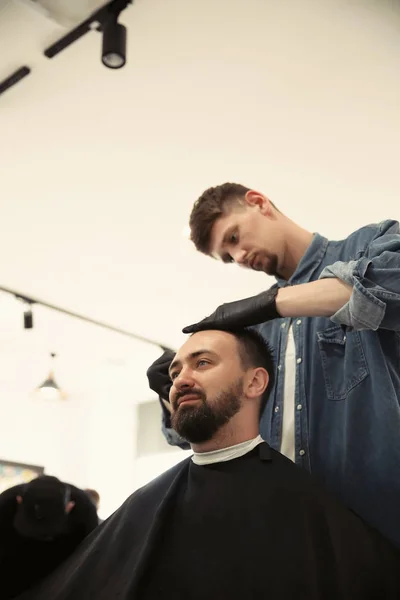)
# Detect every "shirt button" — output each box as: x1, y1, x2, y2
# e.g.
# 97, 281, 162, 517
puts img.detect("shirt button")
274, 406, 279, 413
281, 322, 286, 329
297, 404, 302, 411
299, 449, 306, 456
296, 319, 302, 325
296, 357, 302, 364
277, 365, 281, 370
